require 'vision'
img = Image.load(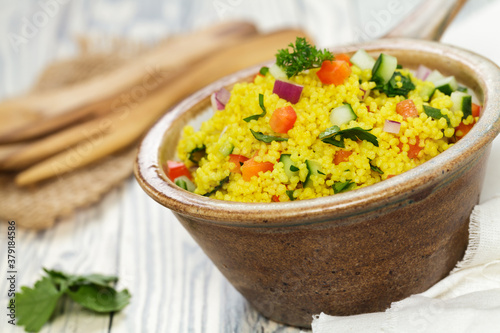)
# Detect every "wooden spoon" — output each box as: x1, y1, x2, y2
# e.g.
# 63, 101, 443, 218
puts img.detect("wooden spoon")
14, 29, 310, 185
0, 21, 258, 143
